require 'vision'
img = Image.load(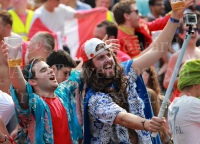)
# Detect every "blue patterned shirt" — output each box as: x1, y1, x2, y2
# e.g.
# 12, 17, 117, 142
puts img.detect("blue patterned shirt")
86, 62, 152, 144
11, 70, 83, 144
